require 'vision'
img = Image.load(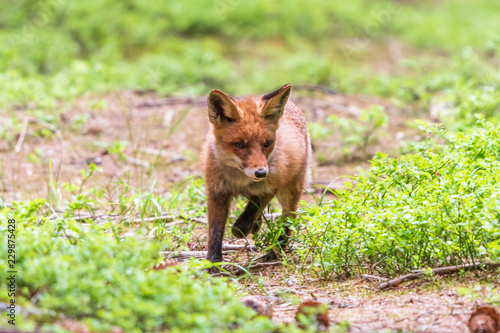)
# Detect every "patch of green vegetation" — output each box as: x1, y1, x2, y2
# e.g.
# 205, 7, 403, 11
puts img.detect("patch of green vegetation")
297, 119, 500, 278
1, 201, 321, 333
309, 105, 389, 164
2, 0, 500, 328
458, 284, 500, 306
2, 0, 500, 107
